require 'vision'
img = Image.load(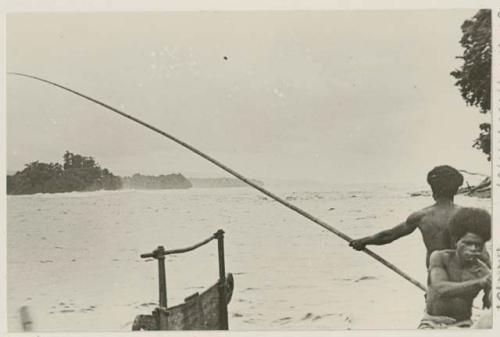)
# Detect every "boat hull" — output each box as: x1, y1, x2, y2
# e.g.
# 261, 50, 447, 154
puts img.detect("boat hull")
132, 273, 234, 330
